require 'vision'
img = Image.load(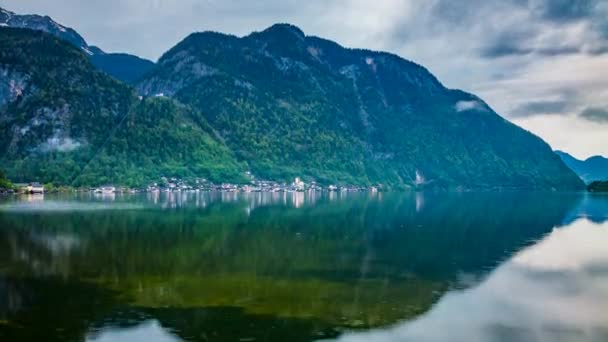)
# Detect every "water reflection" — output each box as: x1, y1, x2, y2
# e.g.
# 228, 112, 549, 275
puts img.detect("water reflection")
563, 193, 608, 225
0, 191, 605, 341
87, 320, 179, 342
334, 218, 608, 342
